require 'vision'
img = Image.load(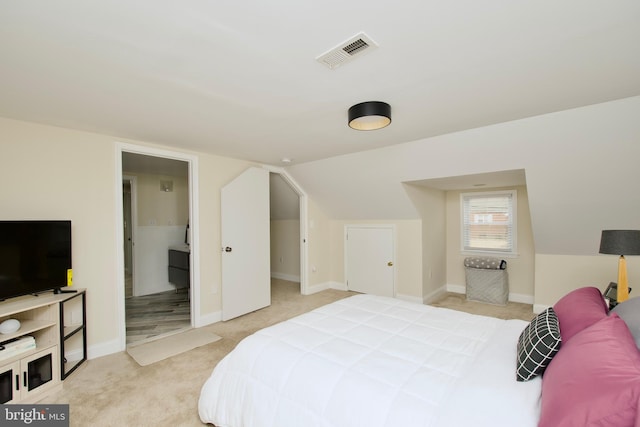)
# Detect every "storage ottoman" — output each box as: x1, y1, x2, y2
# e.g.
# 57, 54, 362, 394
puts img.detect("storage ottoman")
464, 257, 509, 305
